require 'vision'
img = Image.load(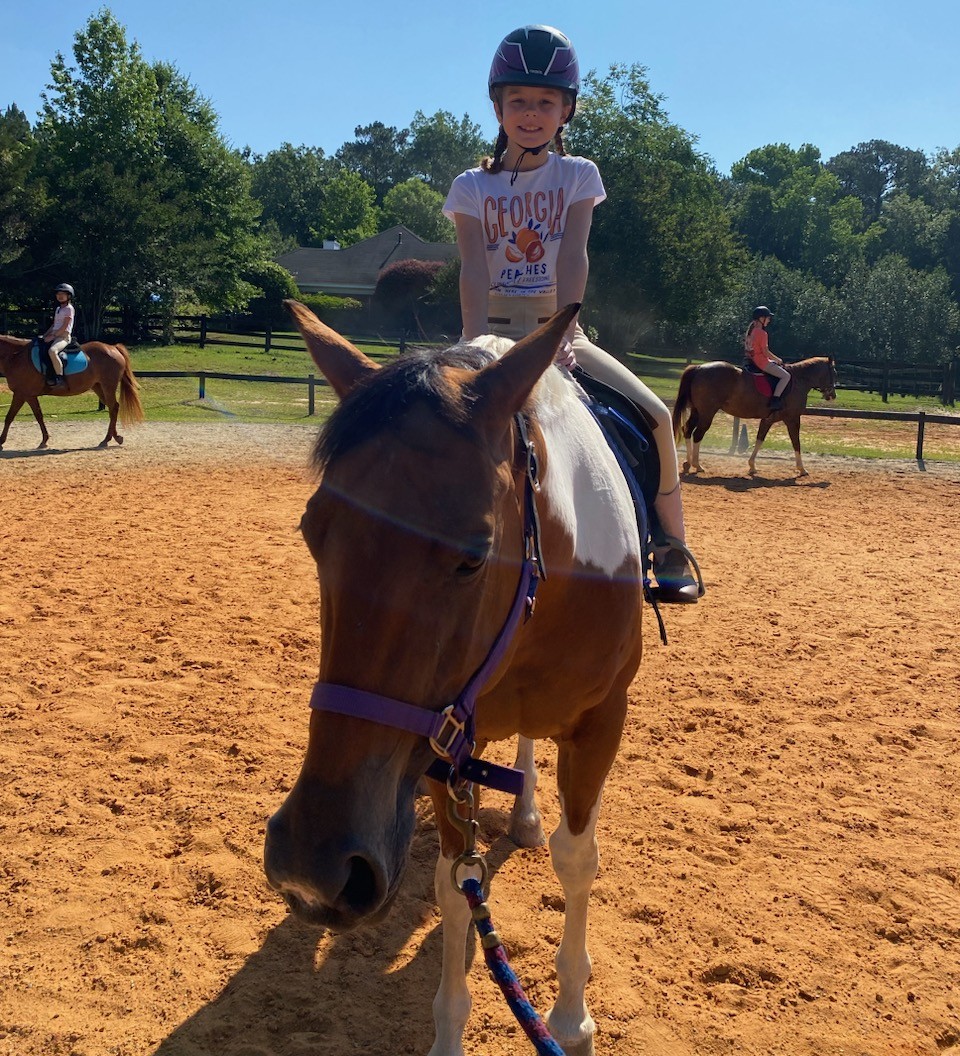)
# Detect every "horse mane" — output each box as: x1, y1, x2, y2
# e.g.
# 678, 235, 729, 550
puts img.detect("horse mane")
312, 340, 506, 471
788, 355, 831, 370
0, 334, 31, 353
